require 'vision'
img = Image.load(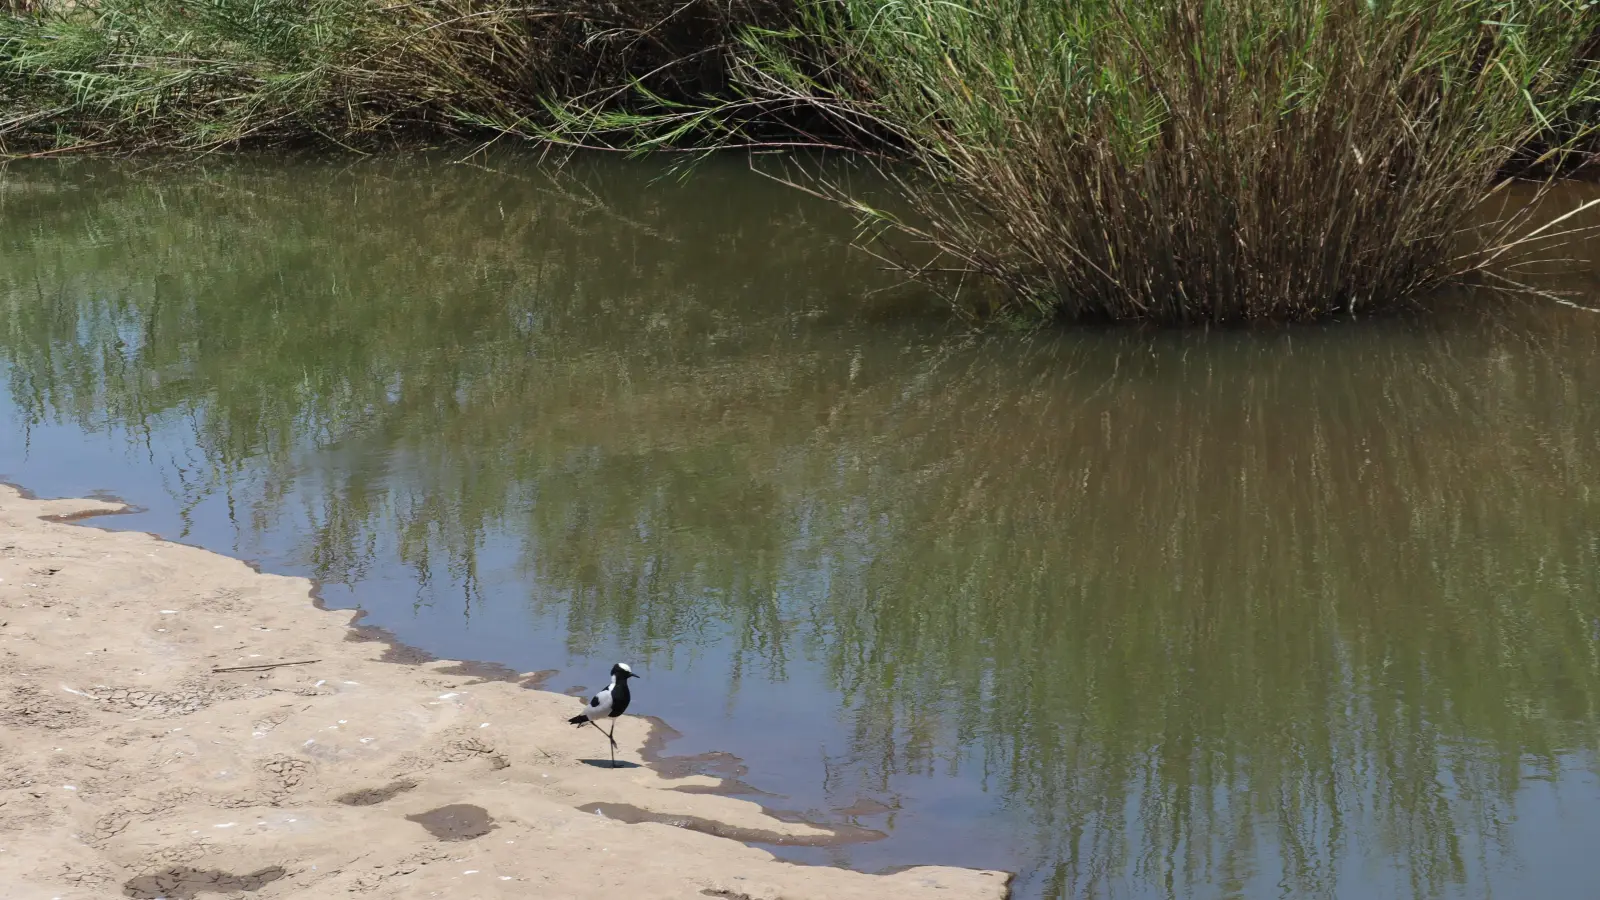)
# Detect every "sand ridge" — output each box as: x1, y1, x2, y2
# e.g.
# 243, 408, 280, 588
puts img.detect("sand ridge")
0, 485, 1010, 899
